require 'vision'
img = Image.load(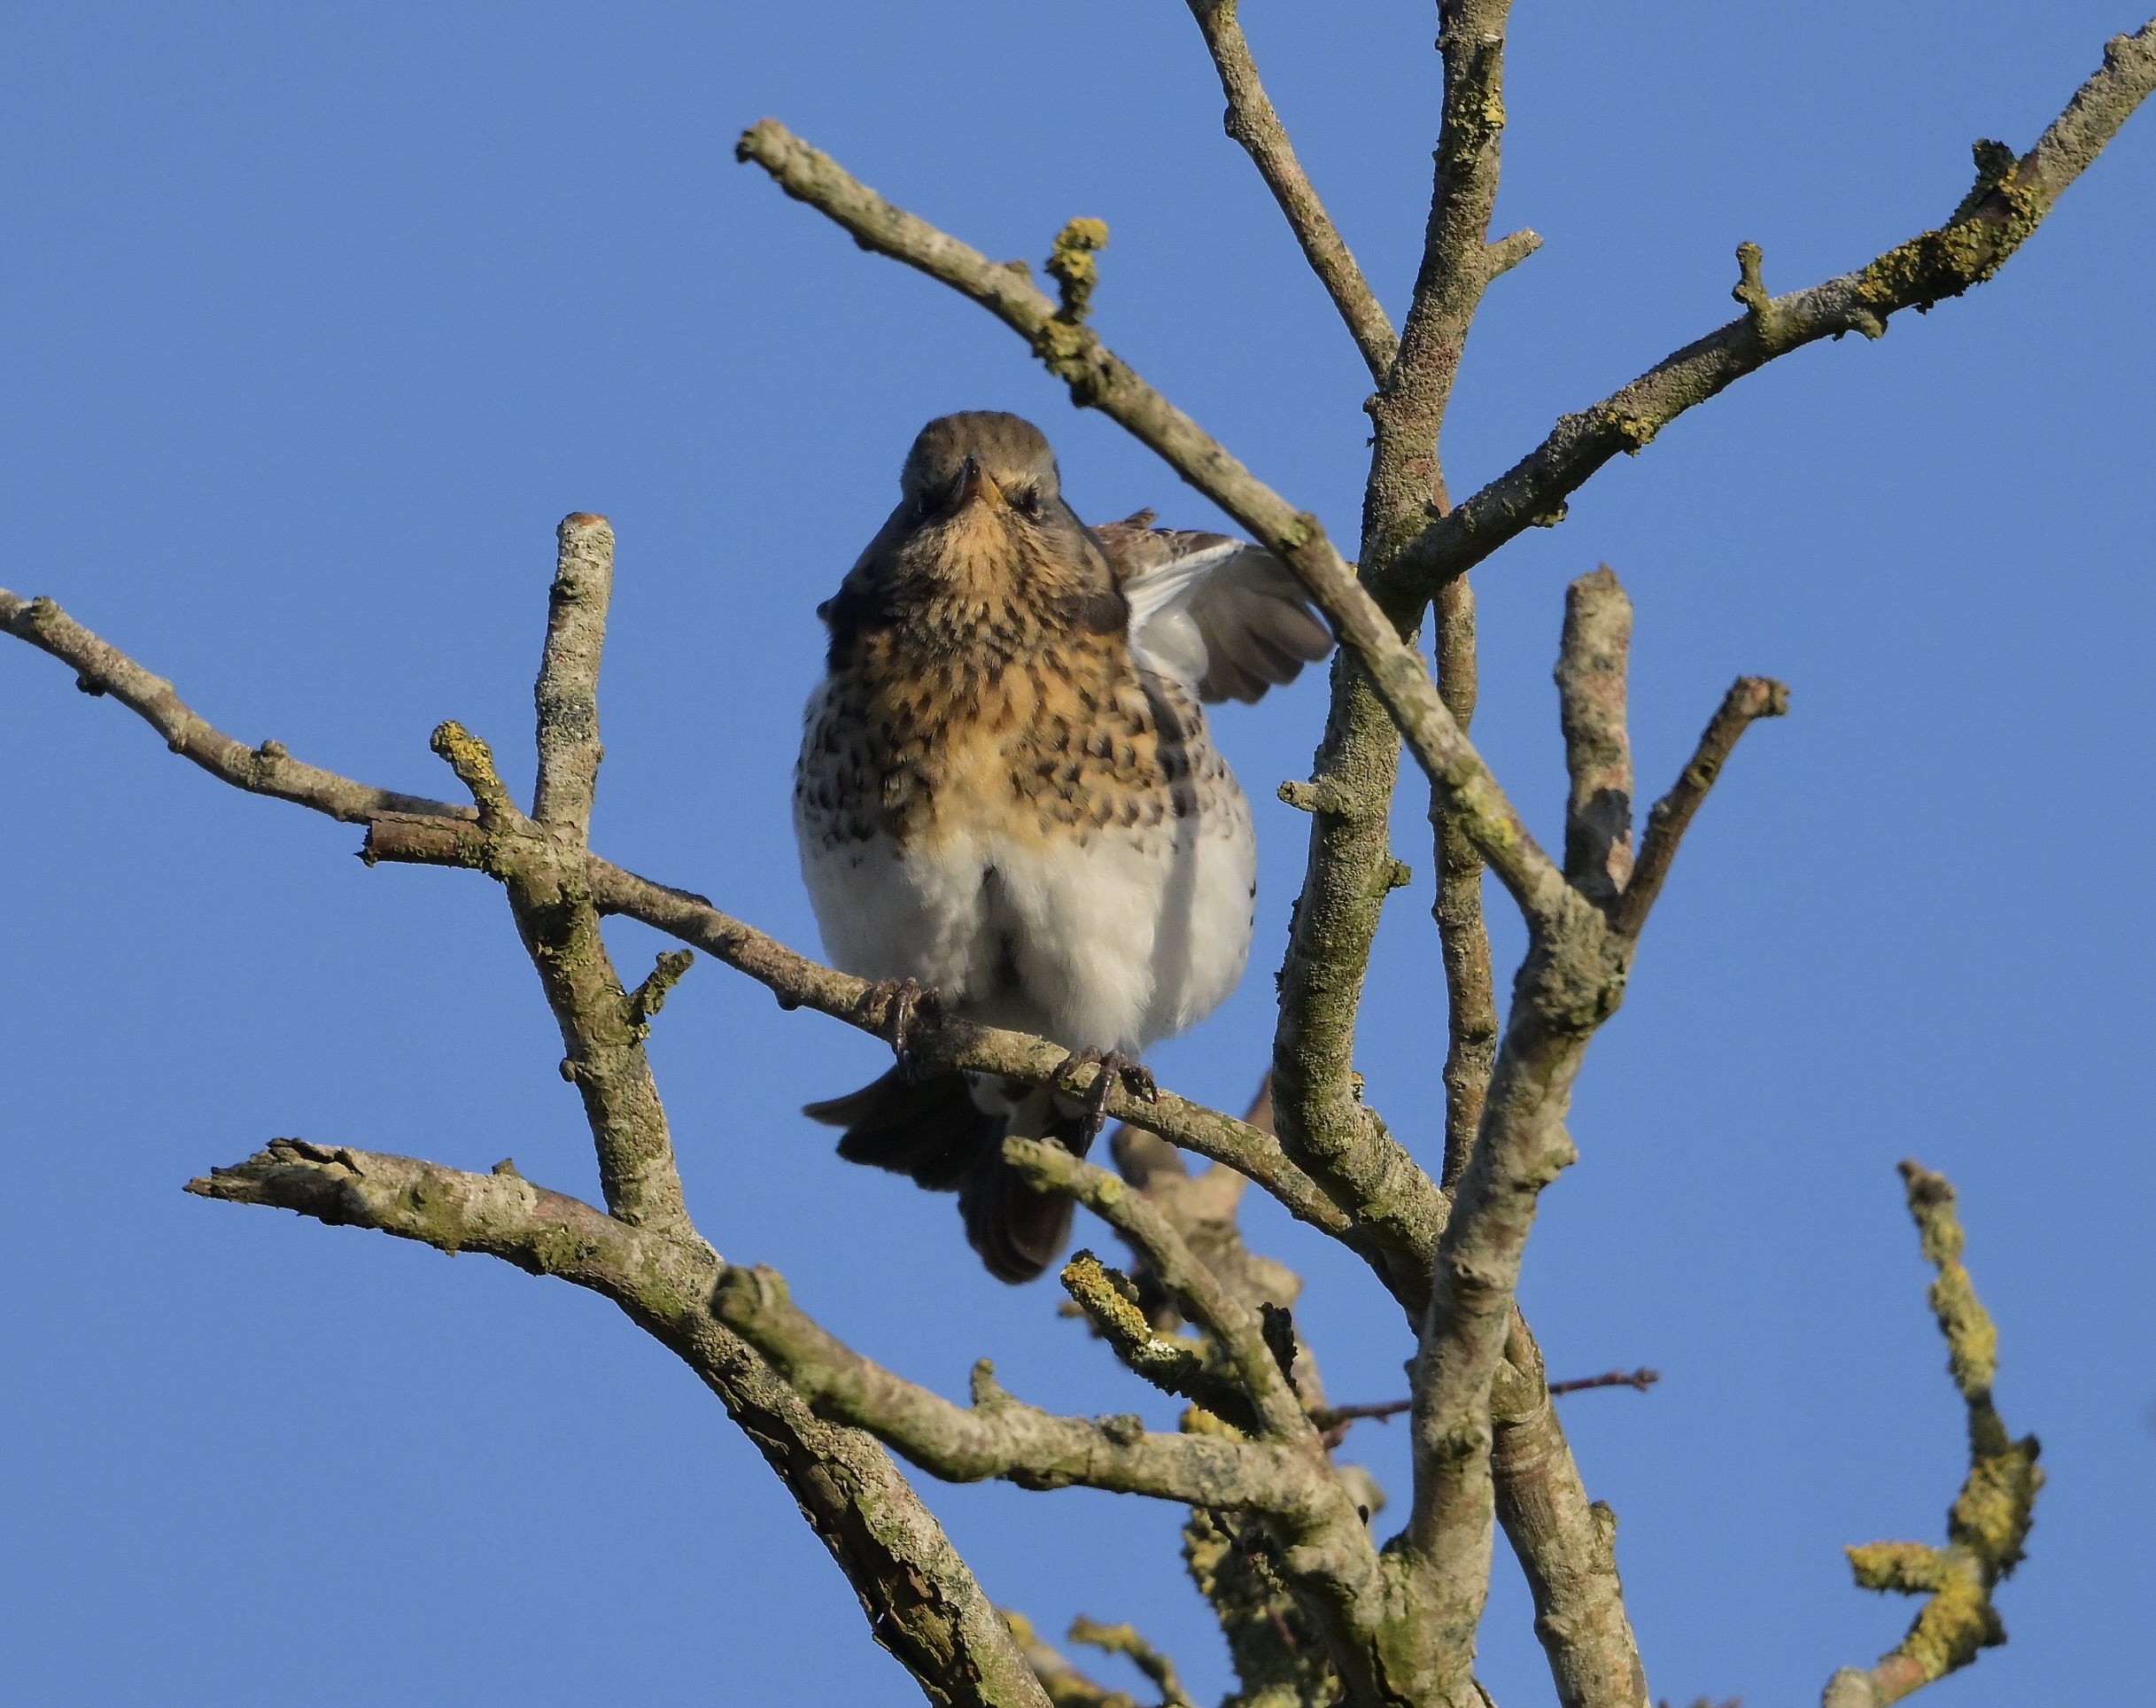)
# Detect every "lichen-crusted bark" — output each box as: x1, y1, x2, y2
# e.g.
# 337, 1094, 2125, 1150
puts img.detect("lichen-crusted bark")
1822, 1163, 2043, 1708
